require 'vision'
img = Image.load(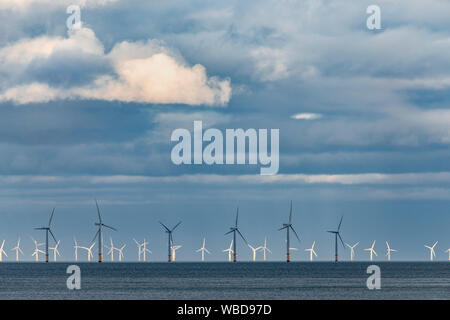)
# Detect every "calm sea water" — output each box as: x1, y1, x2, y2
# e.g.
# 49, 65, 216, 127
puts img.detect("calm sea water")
0, 262, 448, 300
